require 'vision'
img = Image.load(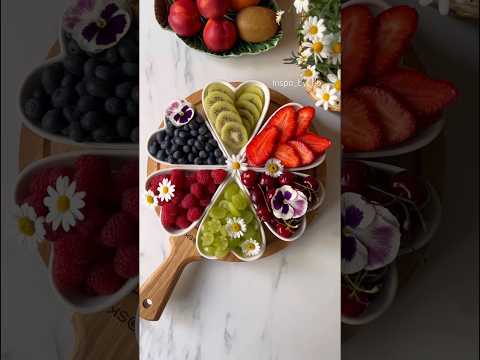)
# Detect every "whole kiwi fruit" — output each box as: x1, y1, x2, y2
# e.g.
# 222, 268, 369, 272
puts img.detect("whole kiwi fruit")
236, 6, 278, 43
